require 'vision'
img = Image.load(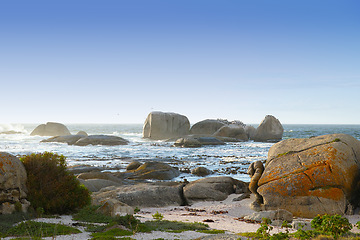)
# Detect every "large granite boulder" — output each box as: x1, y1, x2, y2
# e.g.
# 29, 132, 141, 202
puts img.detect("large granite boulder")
73, 135, 129, 146
190, 119, 226, 135
92, 182, 186, 207
123, 161, 180, 180
30, 122, 71, 136
0, 152, 30, 214
183, 177, 249, 203
213, 124, 248, 141
257, 133, 360, 218
252, 115, 283, 142
143, 111, 190, 140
